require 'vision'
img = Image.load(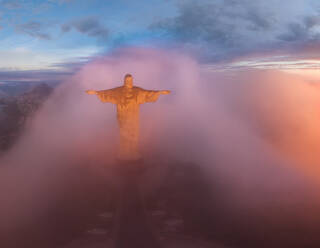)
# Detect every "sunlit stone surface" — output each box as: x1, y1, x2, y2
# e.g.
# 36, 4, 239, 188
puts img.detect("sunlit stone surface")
86, 74, 170, 161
